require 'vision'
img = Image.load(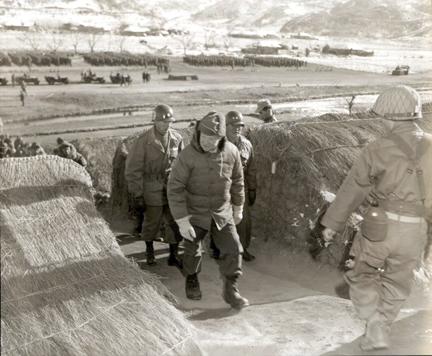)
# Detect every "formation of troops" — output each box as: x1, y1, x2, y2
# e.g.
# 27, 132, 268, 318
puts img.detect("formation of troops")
183, 54, 307, 68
